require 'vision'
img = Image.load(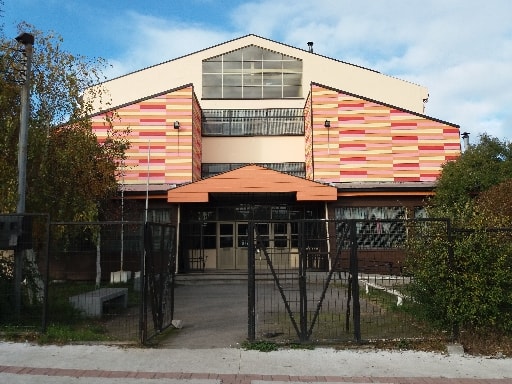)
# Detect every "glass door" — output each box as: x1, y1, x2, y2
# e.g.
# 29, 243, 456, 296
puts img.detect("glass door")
235, 222, 249, 269
254, 223, 270, 269
217, 222, 235, 269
